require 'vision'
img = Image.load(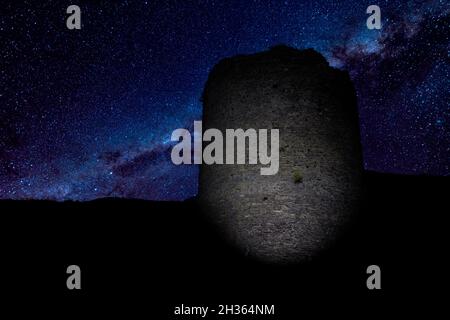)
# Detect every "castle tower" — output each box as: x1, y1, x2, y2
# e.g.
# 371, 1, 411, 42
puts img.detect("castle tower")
199, 46, 363, 263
